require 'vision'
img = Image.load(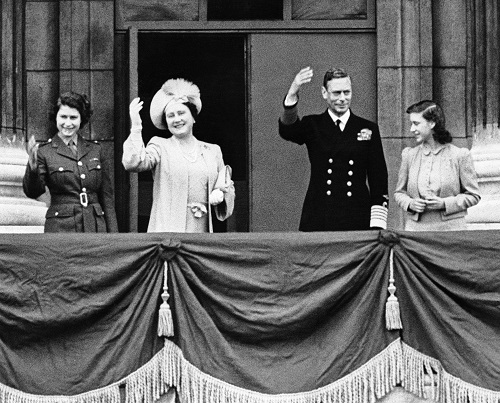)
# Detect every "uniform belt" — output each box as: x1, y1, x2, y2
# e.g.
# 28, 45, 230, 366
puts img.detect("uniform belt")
51, 193, 99, 207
